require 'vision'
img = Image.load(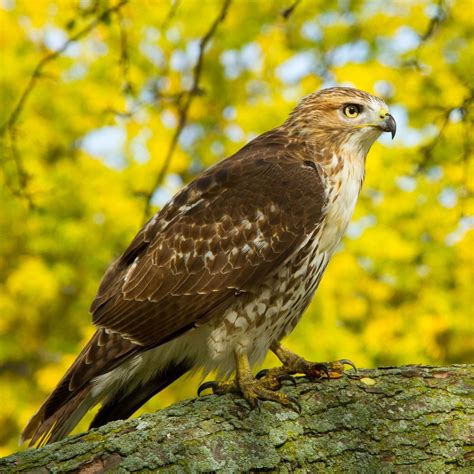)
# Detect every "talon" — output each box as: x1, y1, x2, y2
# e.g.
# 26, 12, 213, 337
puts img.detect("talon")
269, 344, 356, 383
311, 363, 330, 378
255, 369, 268, 379
197, 381, 217, 396
277, 374, 297, 386
287, 395, 302, 414
199, 352, 306, 416
339, 359, 357, 372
